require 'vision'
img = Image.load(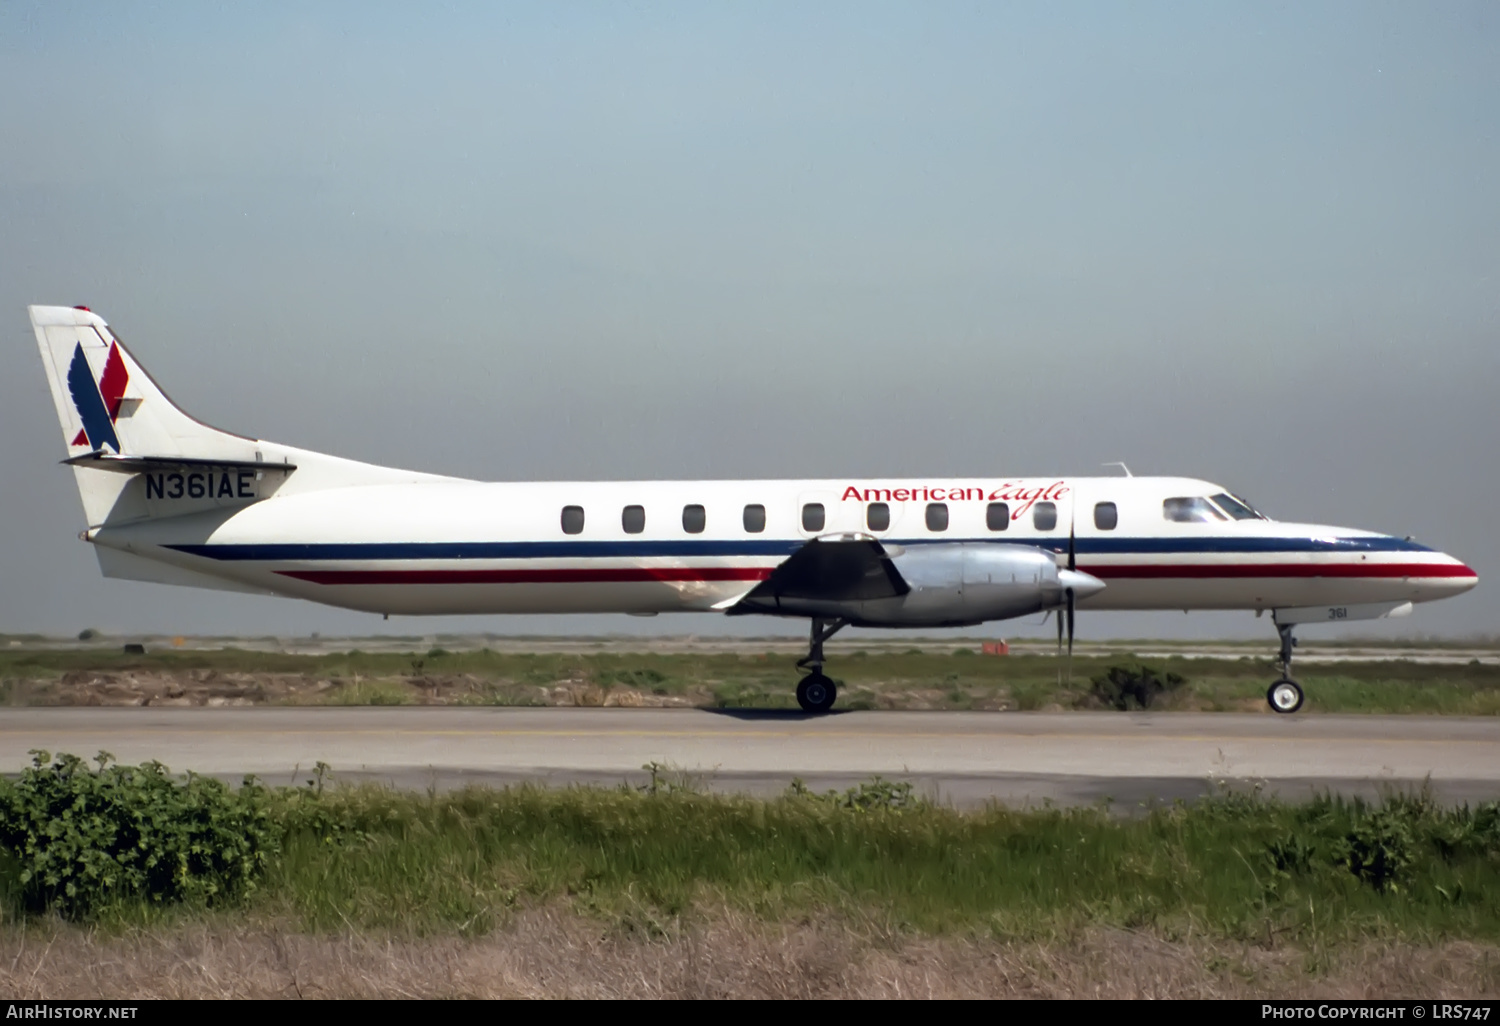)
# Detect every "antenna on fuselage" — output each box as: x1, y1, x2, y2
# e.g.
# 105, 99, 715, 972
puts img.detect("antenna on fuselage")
1102, 462, 1133, 477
